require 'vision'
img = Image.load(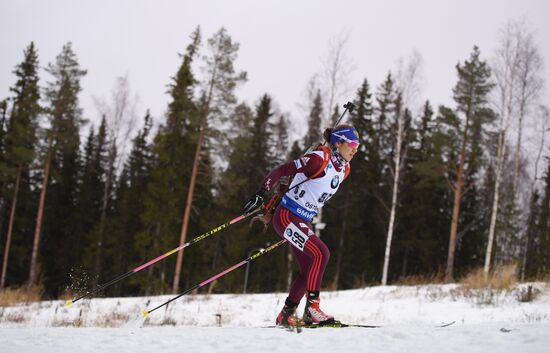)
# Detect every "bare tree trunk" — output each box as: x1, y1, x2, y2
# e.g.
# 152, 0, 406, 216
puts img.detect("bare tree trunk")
322, 32, 353, 127
172, 121, 207, 293
511, 20, 543, 202
485, 128, 507, 276
29, 145, 53, 285
491, 19, 543, 272
315, 33, 353, 239
1, 164, 22, 289
171, 29, 245, 293
445, 119, 469, 282
446, 177, 464, 282
92, 76, 137, 287
93, 149, 114, 287
173, 32, 218, 294
382, 51, 423, 285
382, 119, 403, 285
511, 115, 524, 198
489, 20, 521, 270
512, 64, 543, 276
